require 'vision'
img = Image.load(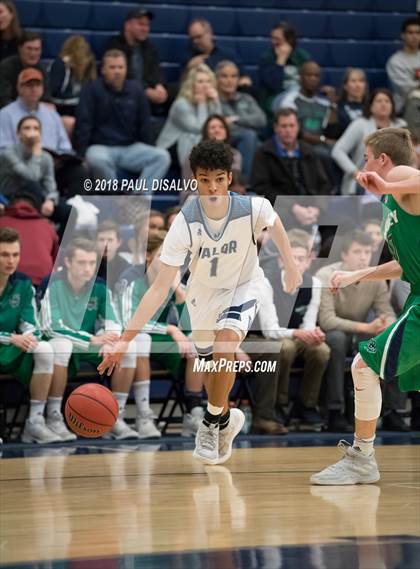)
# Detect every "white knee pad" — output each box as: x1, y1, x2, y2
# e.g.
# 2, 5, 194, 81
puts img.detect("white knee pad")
49, 338, 74, 367
135, 332, 152, 357
31, 341, 54, 375
352, 353, 382, 421
121, 340, 137, 369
